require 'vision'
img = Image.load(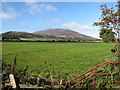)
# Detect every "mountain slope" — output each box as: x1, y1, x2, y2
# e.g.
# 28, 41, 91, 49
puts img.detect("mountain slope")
2, 31, 44, 39
2, 29, 97, 41
33, 28, 97, 40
